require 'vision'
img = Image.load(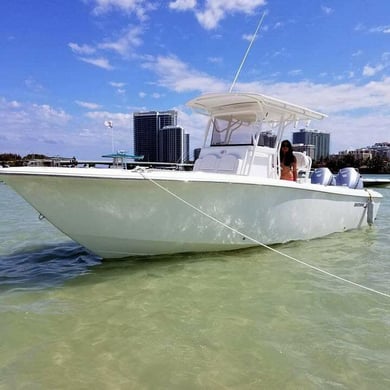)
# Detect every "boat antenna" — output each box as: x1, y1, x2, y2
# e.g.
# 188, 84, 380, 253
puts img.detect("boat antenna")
229, 11, 266, 93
